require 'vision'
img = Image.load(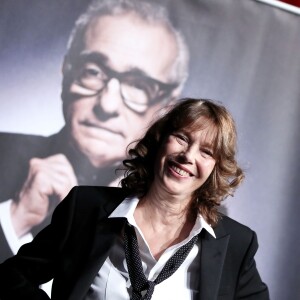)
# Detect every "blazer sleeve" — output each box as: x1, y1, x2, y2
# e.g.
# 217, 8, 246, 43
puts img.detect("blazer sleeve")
0, 186, 80, 300
235, 231, 270, 299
